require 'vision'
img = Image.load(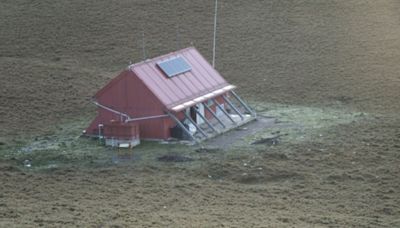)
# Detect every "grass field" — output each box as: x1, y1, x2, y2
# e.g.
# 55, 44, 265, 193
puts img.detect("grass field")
1, 0, 399, 227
